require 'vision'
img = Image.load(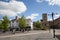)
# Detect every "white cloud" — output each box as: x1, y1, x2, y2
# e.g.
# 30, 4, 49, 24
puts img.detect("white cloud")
0, 0, 27, 16
0, 9, 17, 17
54, 14, 60, 19
48, 14, 60, 21
36, 0, 42, 3
36, 0, 60, 6
26, 13, 39, 20
46, 0, 60, 6
48, 18, 52, 21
